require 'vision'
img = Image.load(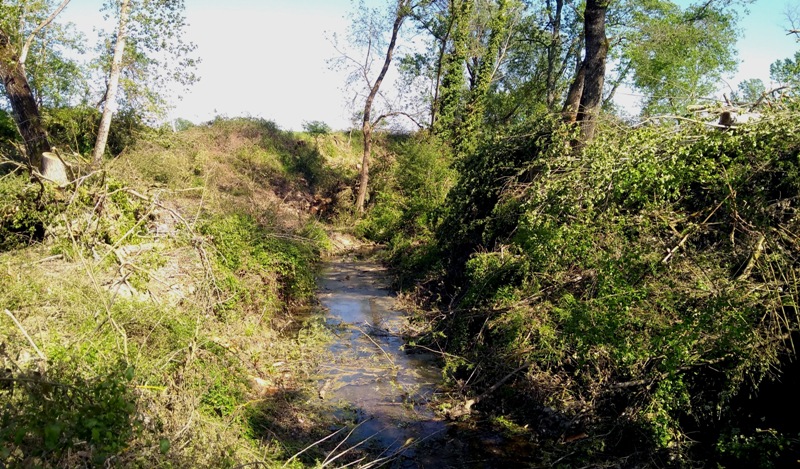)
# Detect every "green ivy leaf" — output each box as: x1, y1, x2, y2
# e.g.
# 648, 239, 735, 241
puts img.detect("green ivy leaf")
159, 438, 170, 454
